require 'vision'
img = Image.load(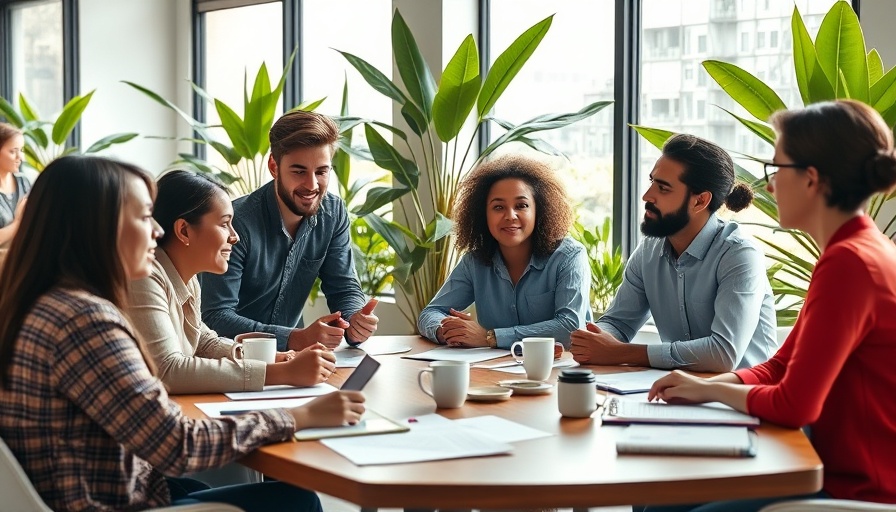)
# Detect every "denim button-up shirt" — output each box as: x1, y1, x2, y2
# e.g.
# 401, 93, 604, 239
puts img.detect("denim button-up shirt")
417, 236, 592, 348
597, 215, 778, 372
200, 182, 366, 350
